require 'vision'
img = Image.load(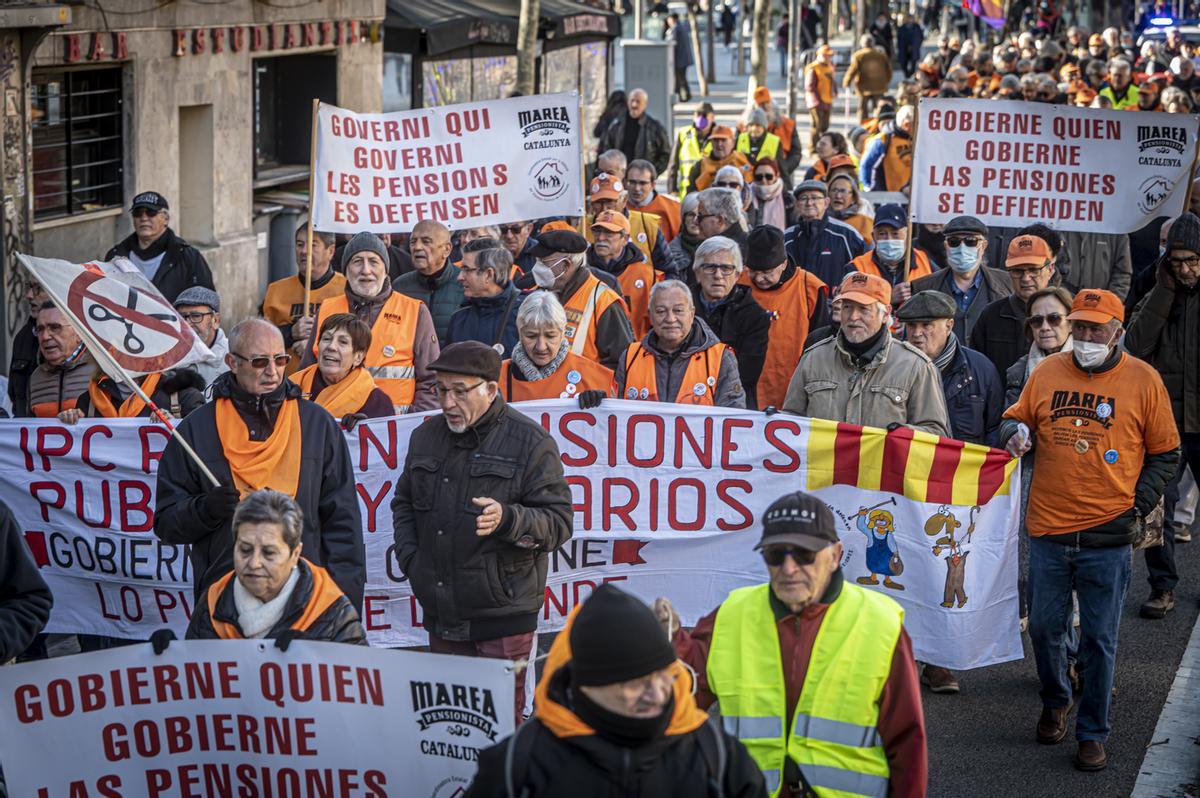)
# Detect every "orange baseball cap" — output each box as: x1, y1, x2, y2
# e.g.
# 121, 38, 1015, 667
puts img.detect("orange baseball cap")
753, 86, 772, 104
1067, 289, 1124, 324
1005, 235, 1052, 268
539, 219, 575, 233
589, 174, 624, 200
708, 125, 735, 140
591, 209, 630, 234
838, 271, 892, 306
